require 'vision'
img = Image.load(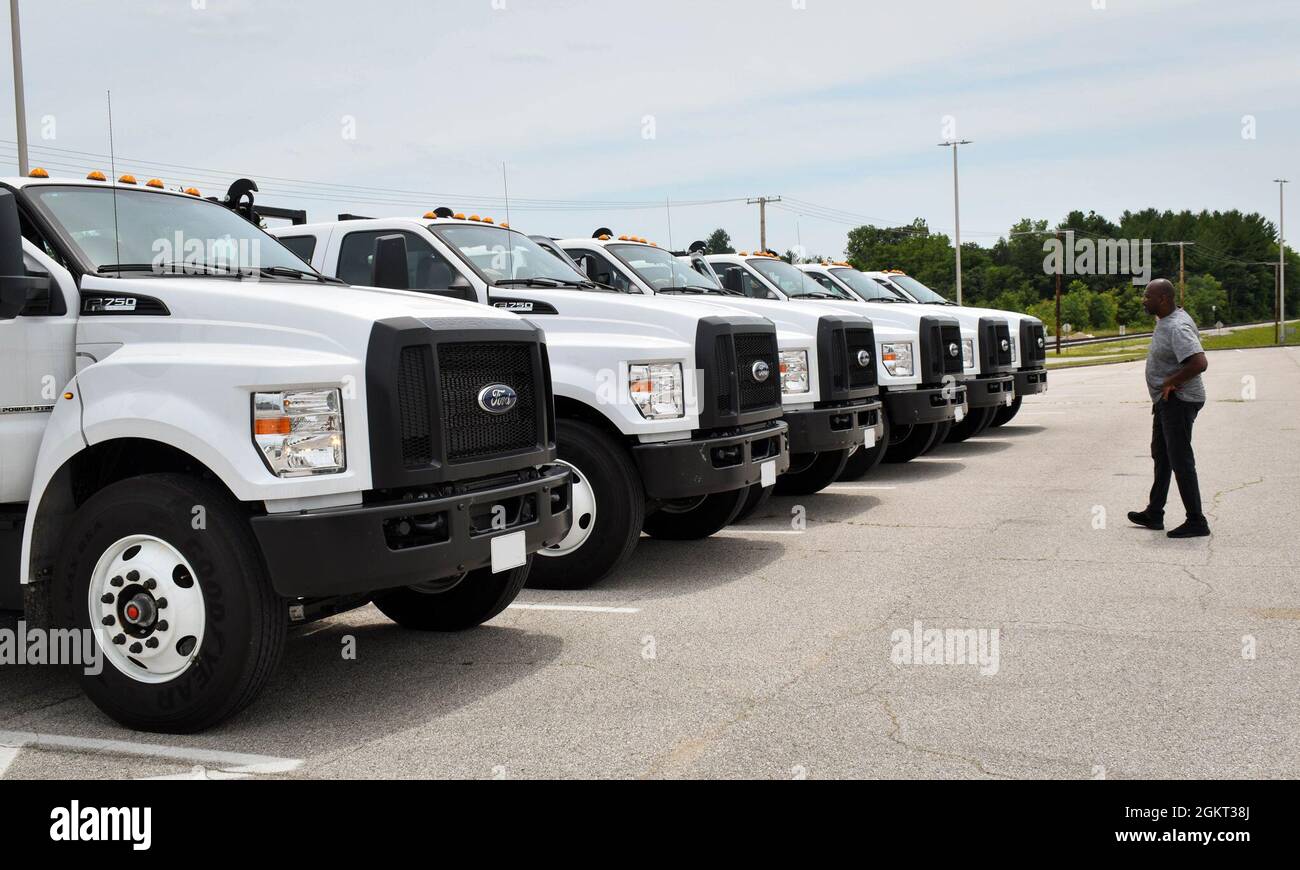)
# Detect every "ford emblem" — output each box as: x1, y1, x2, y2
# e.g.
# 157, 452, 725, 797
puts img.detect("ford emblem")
1037, 336, 1045, 348
856, 349, 871, 367
751, 360, 771, 383
477, 384, 518, 414
947, 342, 960, 357
1000, 339, 1010, 352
